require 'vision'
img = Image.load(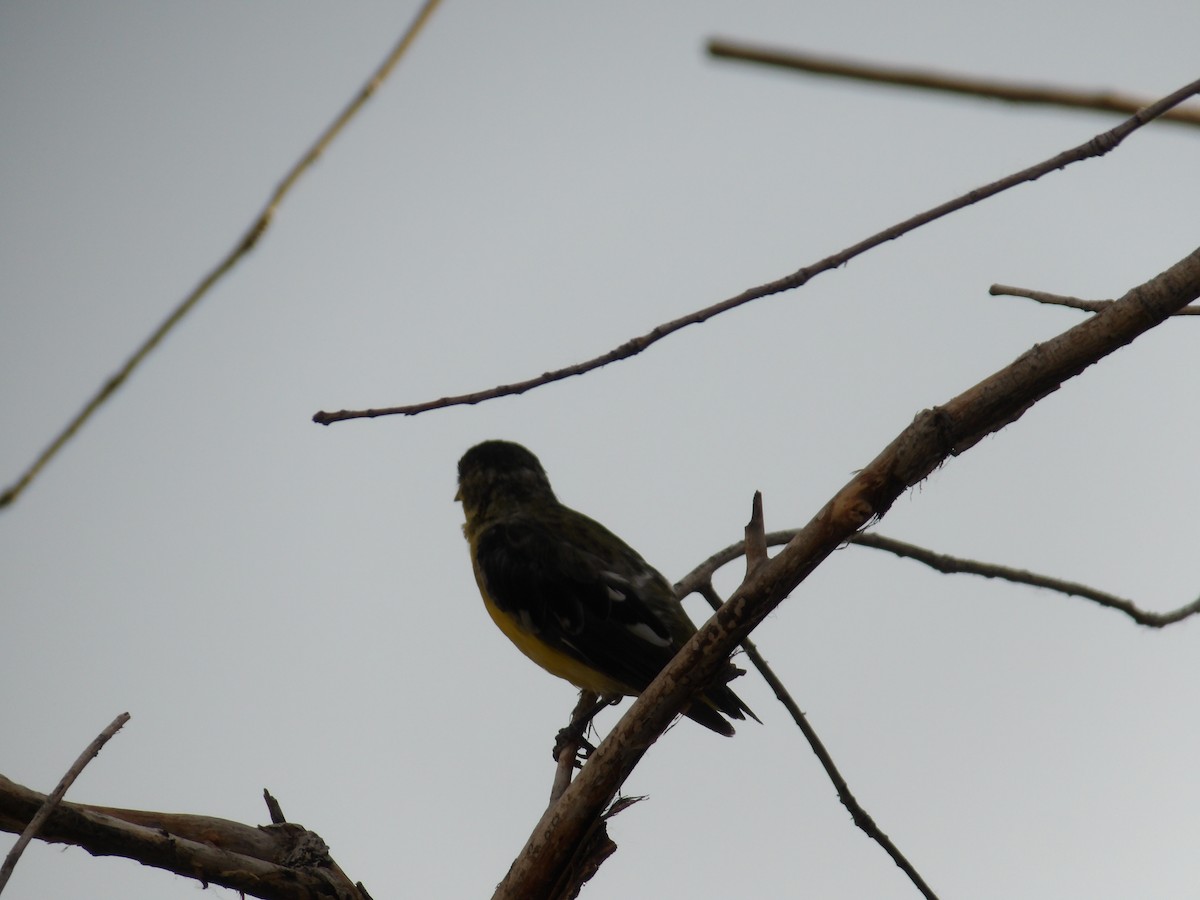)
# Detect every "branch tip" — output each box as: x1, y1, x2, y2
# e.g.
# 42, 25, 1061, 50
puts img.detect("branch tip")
745, 491, 767, 575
